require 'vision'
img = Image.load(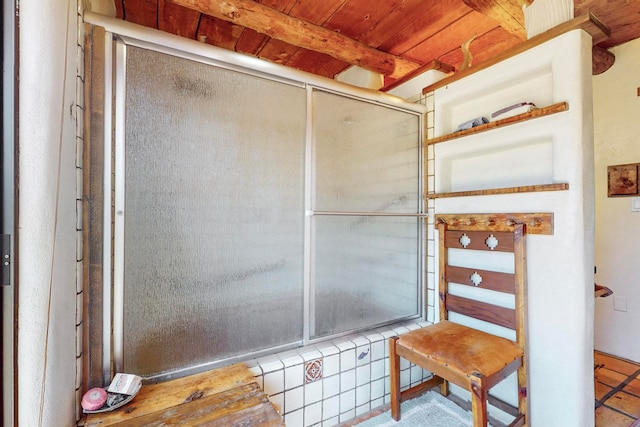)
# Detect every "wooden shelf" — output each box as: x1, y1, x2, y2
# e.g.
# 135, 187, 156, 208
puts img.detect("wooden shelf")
426, 102, 568, 145
427, 183, 569, 199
